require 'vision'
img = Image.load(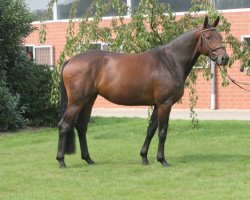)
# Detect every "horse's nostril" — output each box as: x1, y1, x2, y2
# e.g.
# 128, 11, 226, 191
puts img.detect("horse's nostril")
222, 56, 229, 64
